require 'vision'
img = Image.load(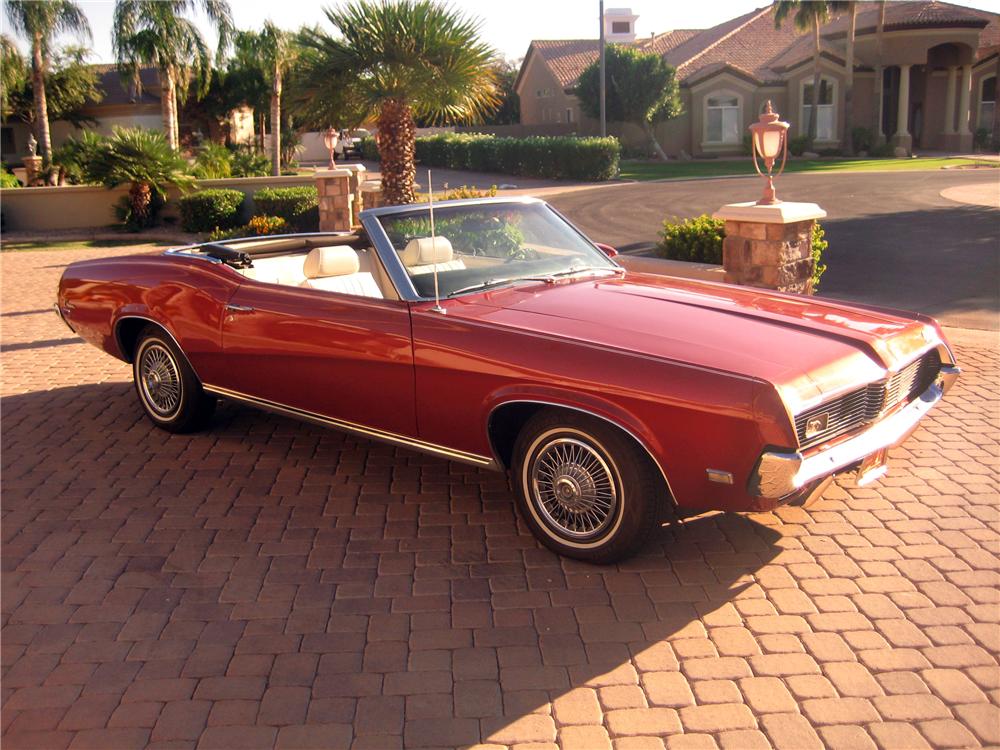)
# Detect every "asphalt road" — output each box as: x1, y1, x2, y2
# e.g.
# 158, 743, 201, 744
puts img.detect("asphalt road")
547, 170, 999, 331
